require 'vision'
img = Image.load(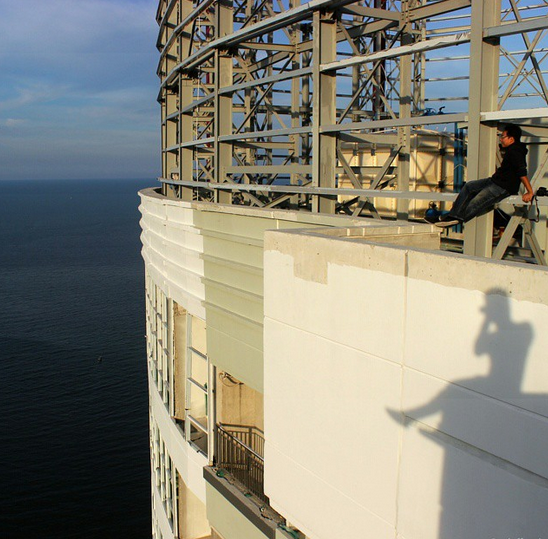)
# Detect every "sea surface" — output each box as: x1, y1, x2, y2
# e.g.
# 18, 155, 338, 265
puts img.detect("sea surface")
0, 179, 152, 539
